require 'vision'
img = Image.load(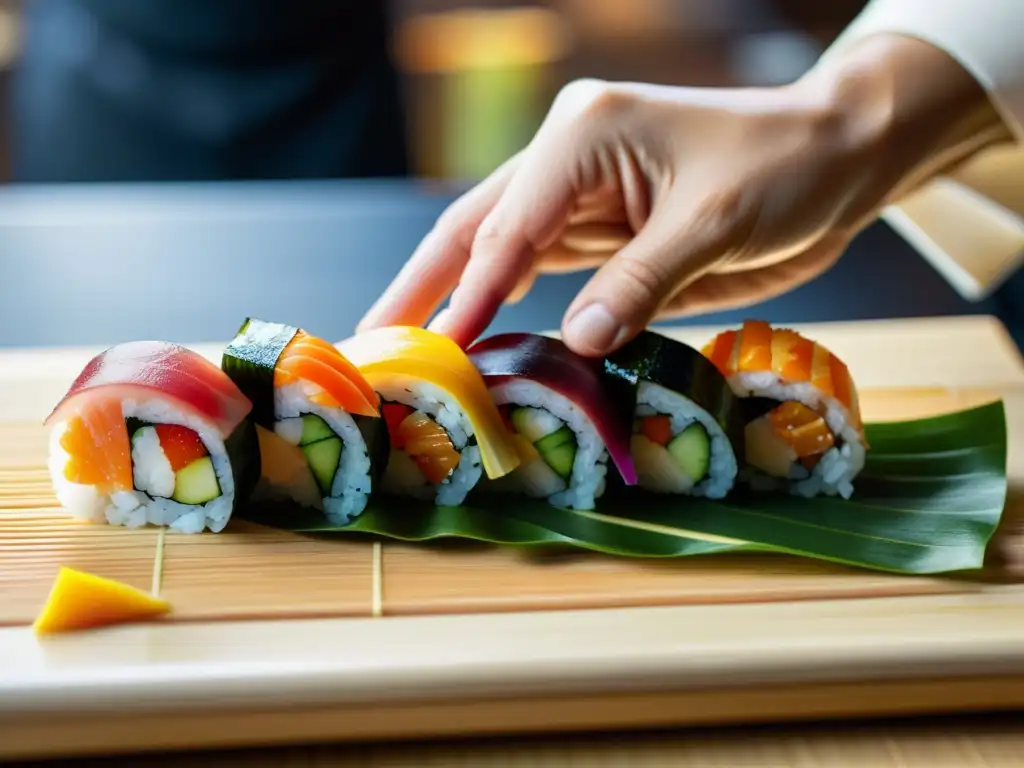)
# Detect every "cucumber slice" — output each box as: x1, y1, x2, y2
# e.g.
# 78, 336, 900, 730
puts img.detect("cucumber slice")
666, 423, 710, 481
299, 414, 335, 446
535, 425, 574, 454
172, 457, 222, 505
542, 442, 576, 479
510, 407, 562, 443
303, 437, 342, 495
